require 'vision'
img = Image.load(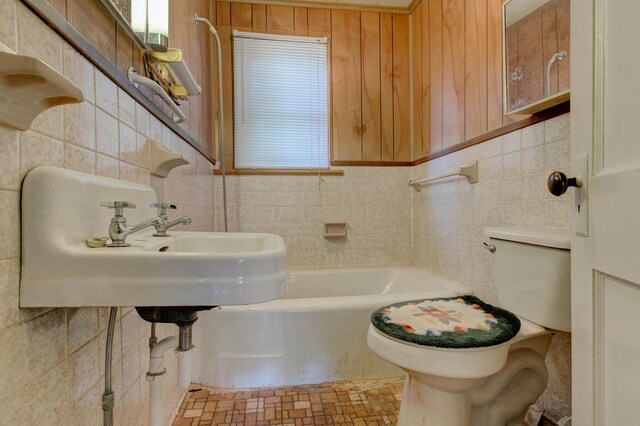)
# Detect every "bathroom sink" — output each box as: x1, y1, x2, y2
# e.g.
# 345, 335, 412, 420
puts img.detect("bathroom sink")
150, 233, 271, 254
19, 167, 288, 308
